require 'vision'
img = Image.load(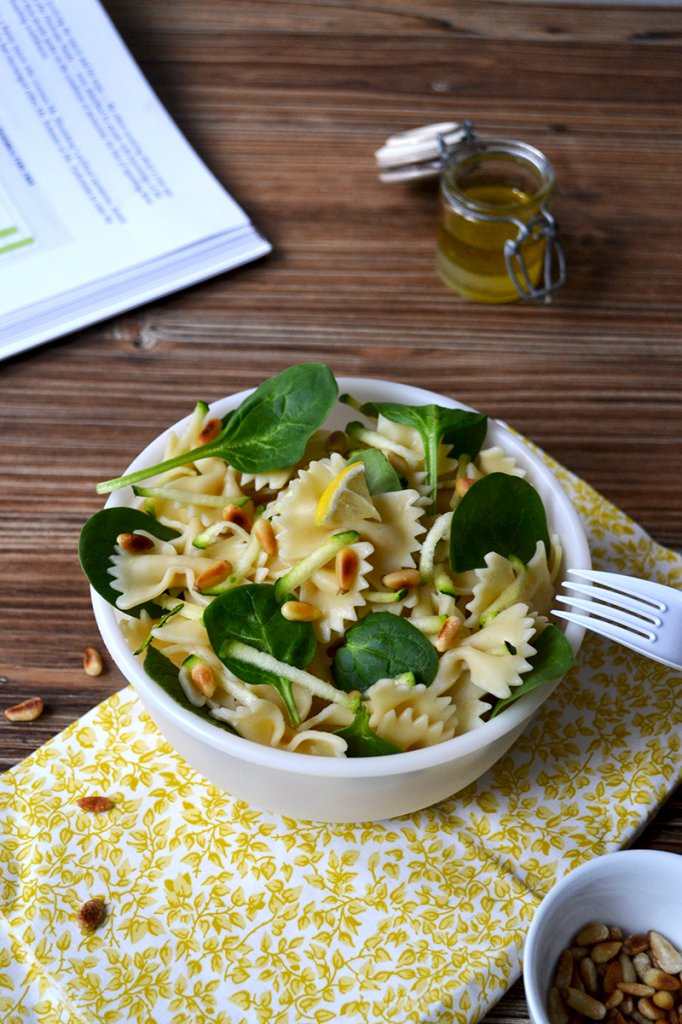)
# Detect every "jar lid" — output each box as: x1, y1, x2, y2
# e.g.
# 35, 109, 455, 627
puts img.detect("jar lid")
374, 121, 474, 182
